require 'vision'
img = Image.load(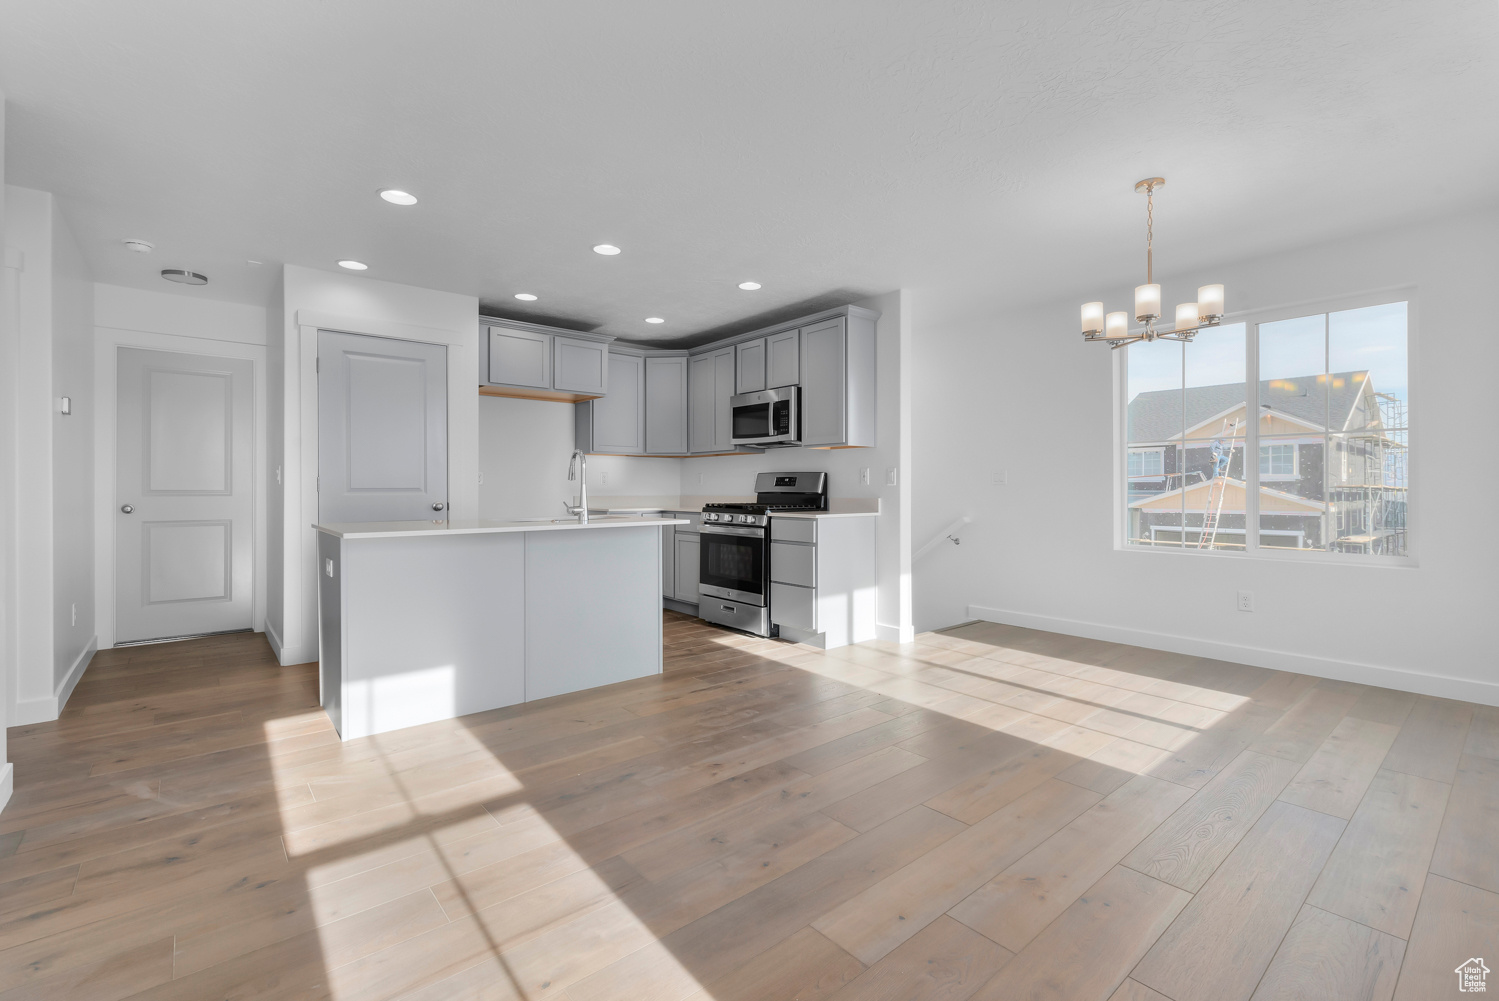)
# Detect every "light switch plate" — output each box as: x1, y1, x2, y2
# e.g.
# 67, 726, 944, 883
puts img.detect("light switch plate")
885, 467, 898, 486
325, 559, 335, 578
860, 467, 870, 485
